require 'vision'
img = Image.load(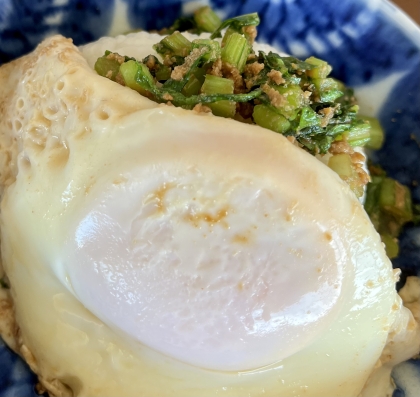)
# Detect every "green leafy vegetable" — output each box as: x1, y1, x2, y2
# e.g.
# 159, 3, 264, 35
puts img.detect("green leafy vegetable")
298, 106, 321, 130
194, 6, 222, 33
328, 153, 364, 197
253, 104, 290, 133
221, 32, 250, 72
201, 75, 236, 117
305, 56, 332, 78
364, 165, 414, 259
94, 9, 381, 157
94, 7, 420, 261
341, 119, 371, 147
210, 12, 260, 40
363, 116, 385, 150
154, 32, 192, 58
